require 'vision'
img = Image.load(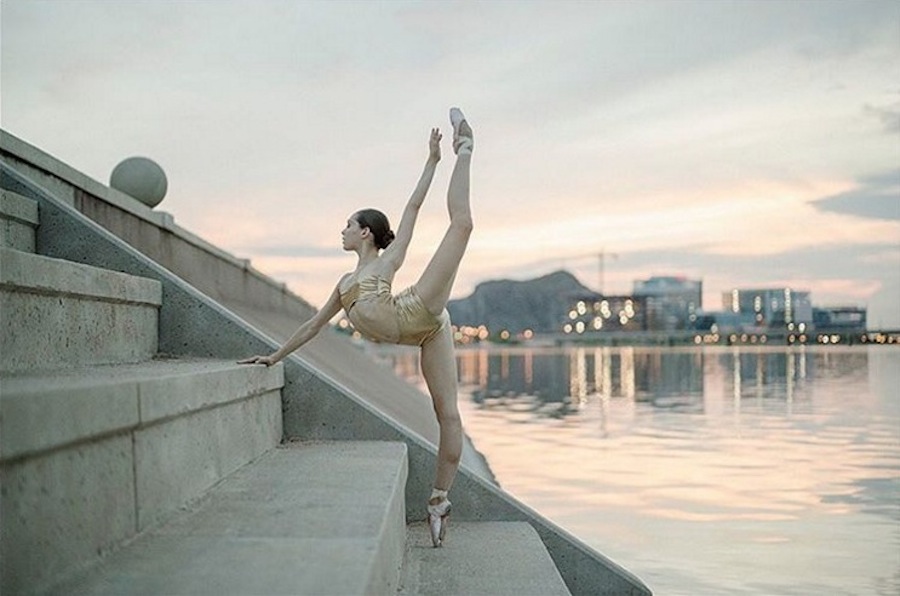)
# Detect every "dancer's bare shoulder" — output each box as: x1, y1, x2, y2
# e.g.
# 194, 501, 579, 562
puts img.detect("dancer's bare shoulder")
337, 271, 355, 293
